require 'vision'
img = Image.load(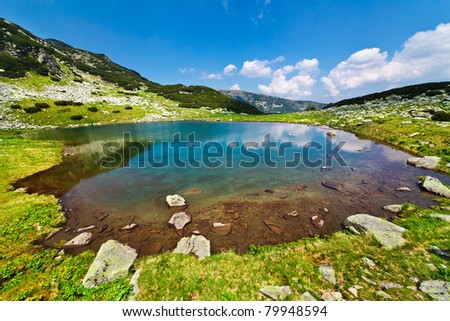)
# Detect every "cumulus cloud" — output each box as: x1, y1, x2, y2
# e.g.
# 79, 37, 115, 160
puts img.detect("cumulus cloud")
240, 56, 284, 78
230, 83, 241, 90
257, 58, 319, 99
321, 22, 450, 96
223, 64, 237, 75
